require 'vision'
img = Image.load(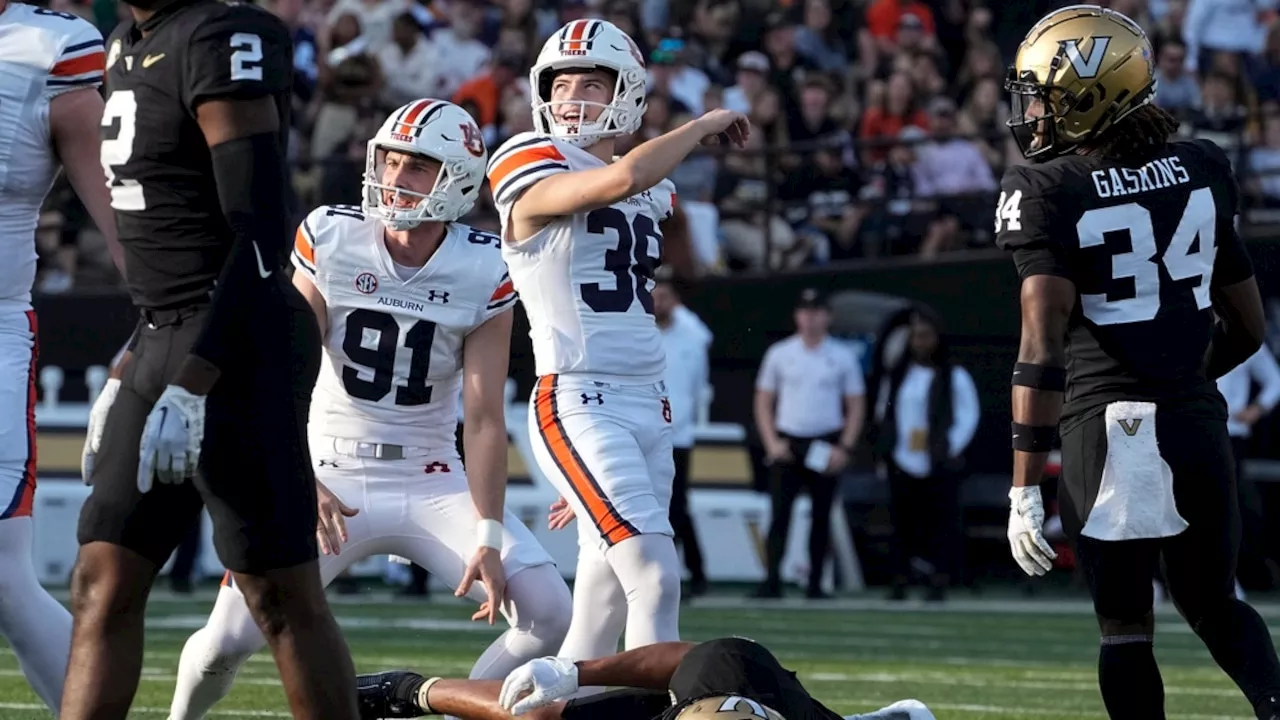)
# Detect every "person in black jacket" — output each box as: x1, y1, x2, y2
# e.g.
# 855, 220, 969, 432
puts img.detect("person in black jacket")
871, 308, 979, 602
